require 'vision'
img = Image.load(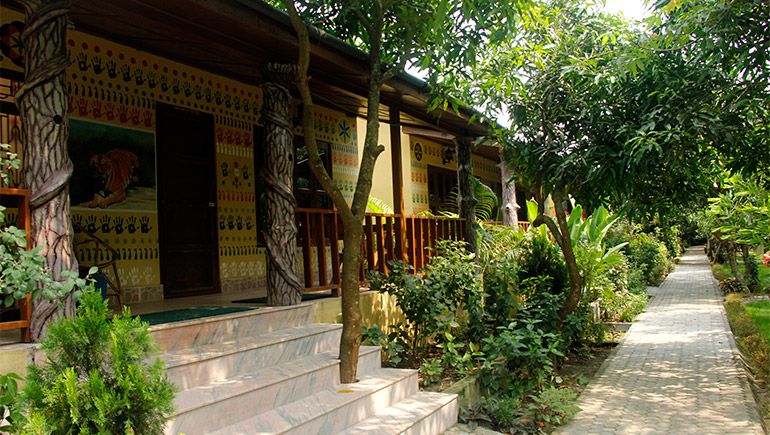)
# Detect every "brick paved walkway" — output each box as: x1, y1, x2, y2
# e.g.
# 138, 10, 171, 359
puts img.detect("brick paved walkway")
556, 246, 764, 435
